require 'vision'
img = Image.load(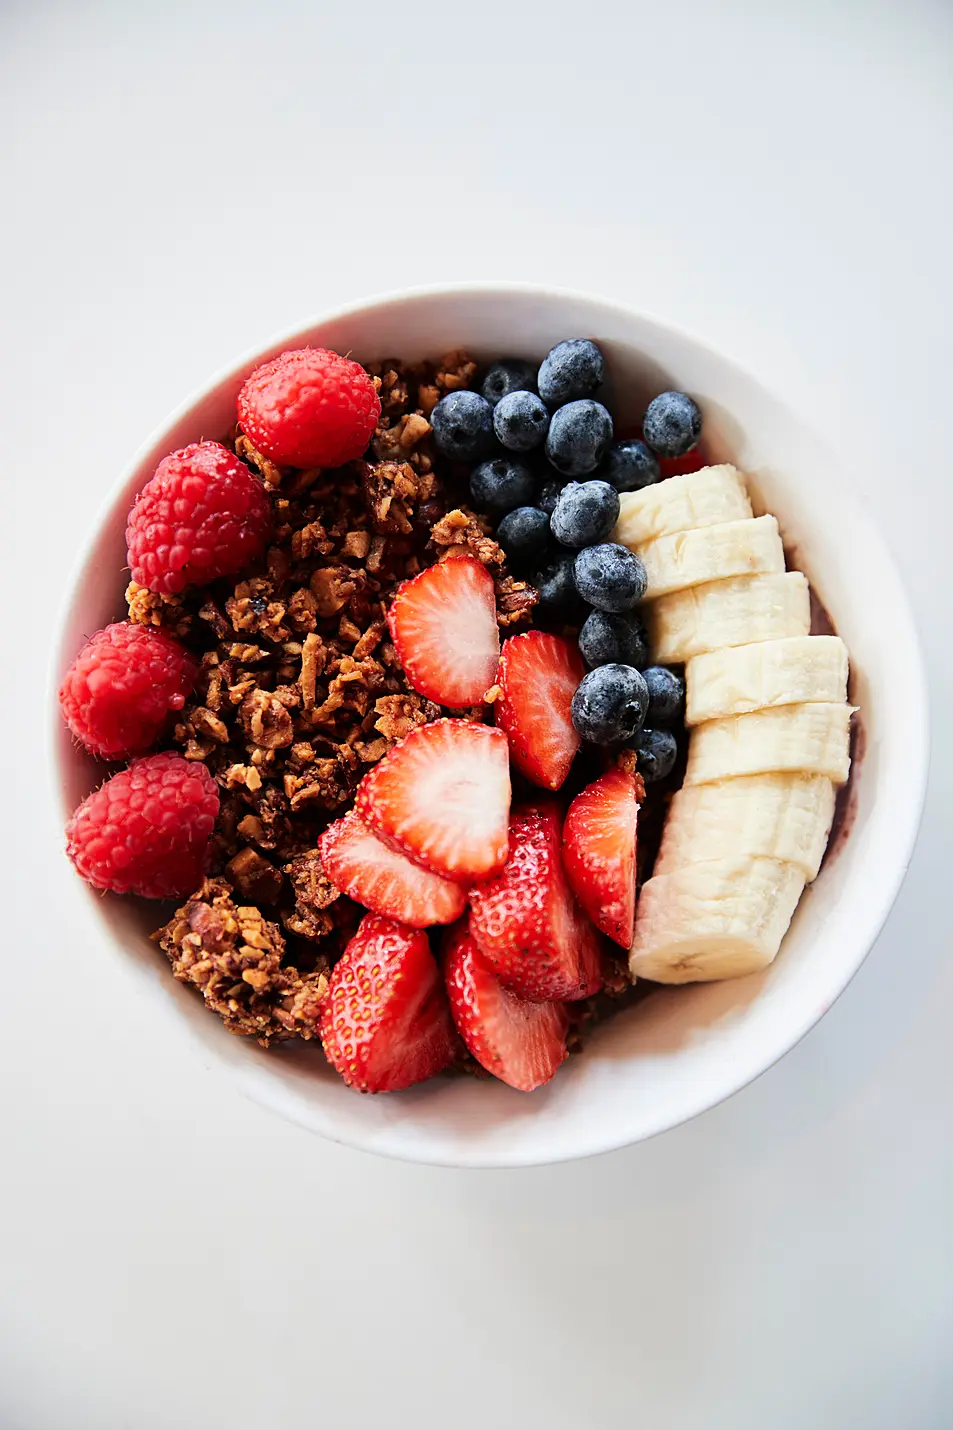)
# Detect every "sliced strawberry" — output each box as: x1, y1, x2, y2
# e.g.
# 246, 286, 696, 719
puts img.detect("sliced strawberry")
318, 812, 467, 927
387, 554, 501, 709
356, 718, 511, 882
444, 921, 568, 1092
468, 802, 605, 1002
563, 768, 639, 947
320, 913, 458, 1093
495, 630, 585, 791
